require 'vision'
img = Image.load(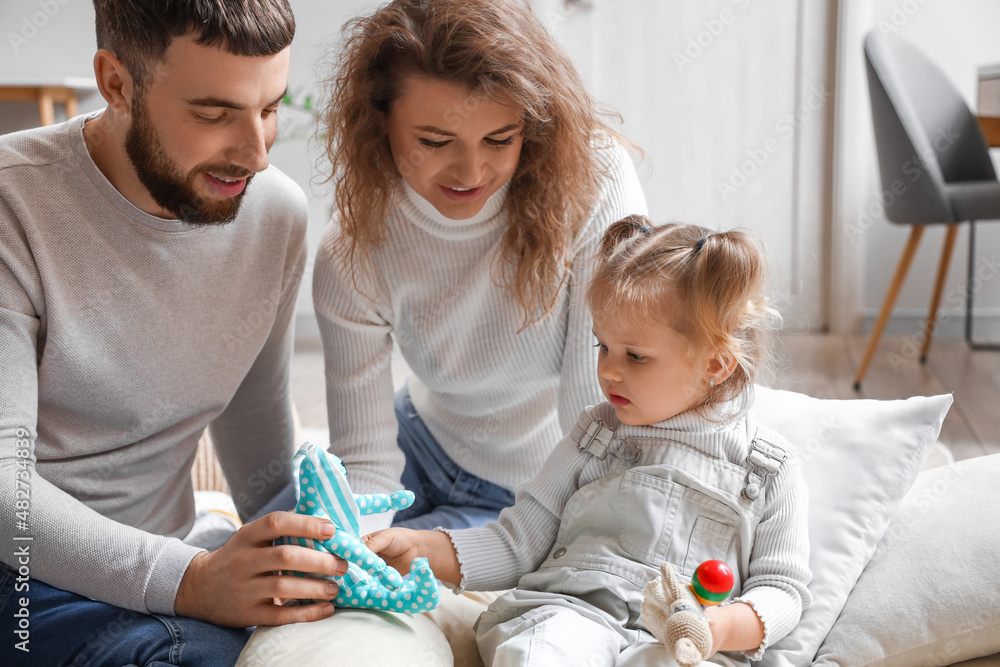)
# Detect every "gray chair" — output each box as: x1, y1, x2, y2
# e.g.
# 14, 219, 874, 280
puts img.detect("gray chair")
854, 31, 1000, 391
